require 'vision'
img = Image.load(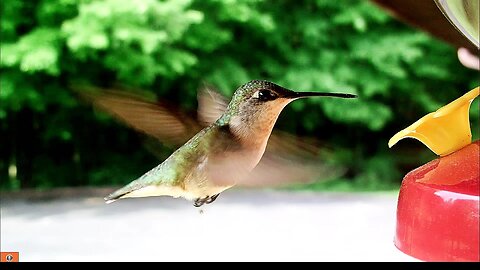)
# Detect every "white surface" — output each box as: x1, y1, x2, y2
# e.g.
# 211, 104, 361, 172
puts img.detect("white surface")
0, 190, 416, 261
